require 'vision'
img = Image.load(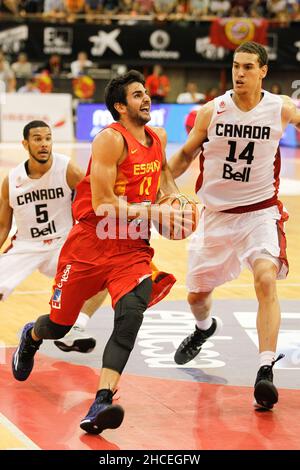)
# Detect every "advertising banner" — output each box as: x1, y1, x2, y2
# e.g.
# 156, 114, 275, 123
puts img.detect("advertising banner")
76, 103, 196, 143
0, 93, 73, 142
76, 102, 300, 147
0, 21, 300, 68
